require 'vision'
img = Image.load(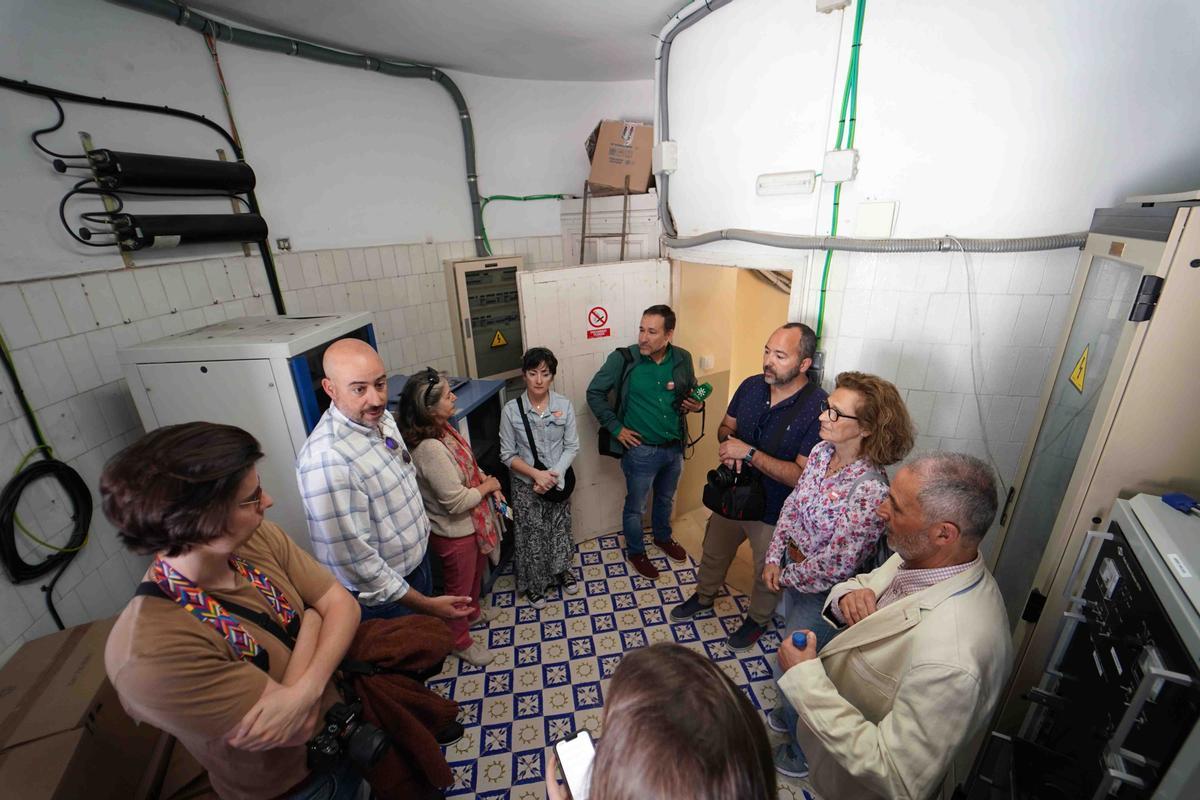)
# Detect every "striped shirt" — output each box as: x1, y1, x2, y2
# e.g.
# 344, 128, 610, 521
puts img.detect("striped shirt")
296, 406, 430, 606
829, 554, 981, 623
